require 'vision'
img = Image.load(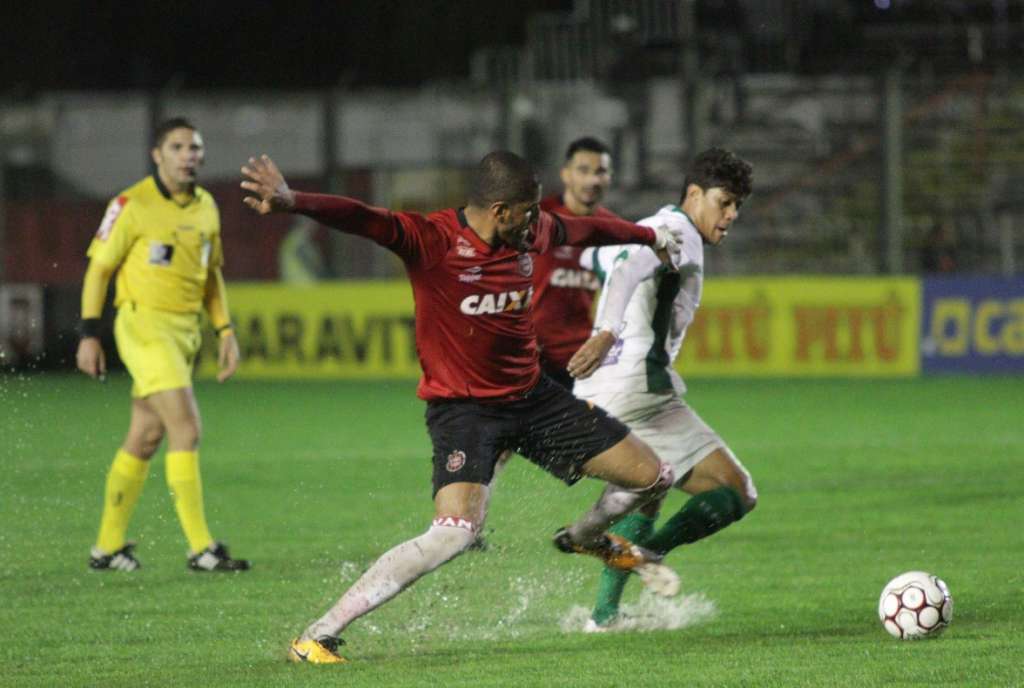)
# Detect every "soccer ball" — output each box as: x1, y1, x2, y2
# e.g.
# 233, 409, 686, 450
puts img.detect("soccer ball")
878, 571, 953, 639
